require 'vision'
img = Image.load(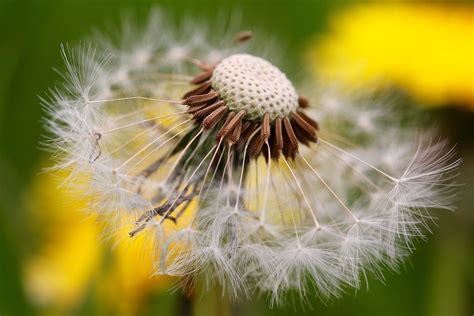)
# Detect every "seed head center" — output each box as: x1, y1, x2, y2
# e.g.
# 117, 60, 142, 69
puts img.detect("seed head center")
211, 54, 299, 122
